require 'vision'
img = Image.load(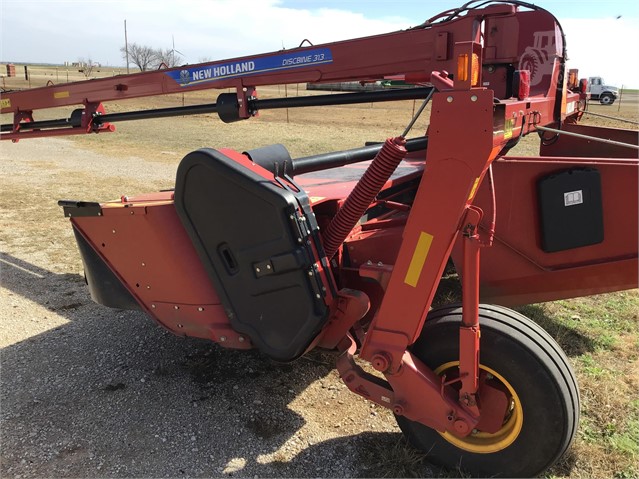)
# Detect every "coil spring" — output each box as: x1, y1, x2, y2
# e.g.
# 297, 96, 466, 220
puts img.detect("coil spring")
323, 136, 407, 259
